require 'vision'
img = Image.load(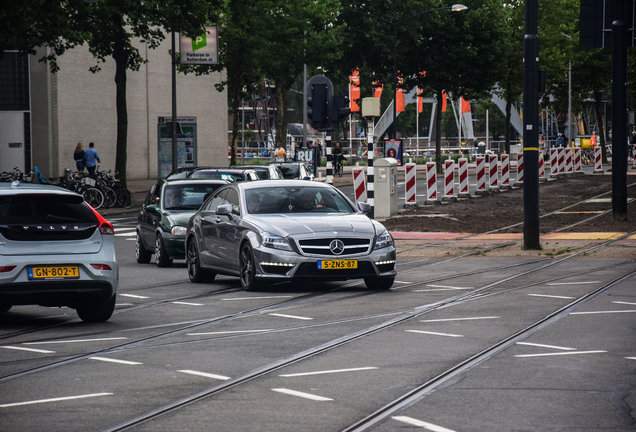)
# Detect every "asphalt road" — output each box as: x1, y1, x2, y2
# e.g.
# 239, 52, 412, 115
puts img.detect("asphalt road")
1, 214, 635, 432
